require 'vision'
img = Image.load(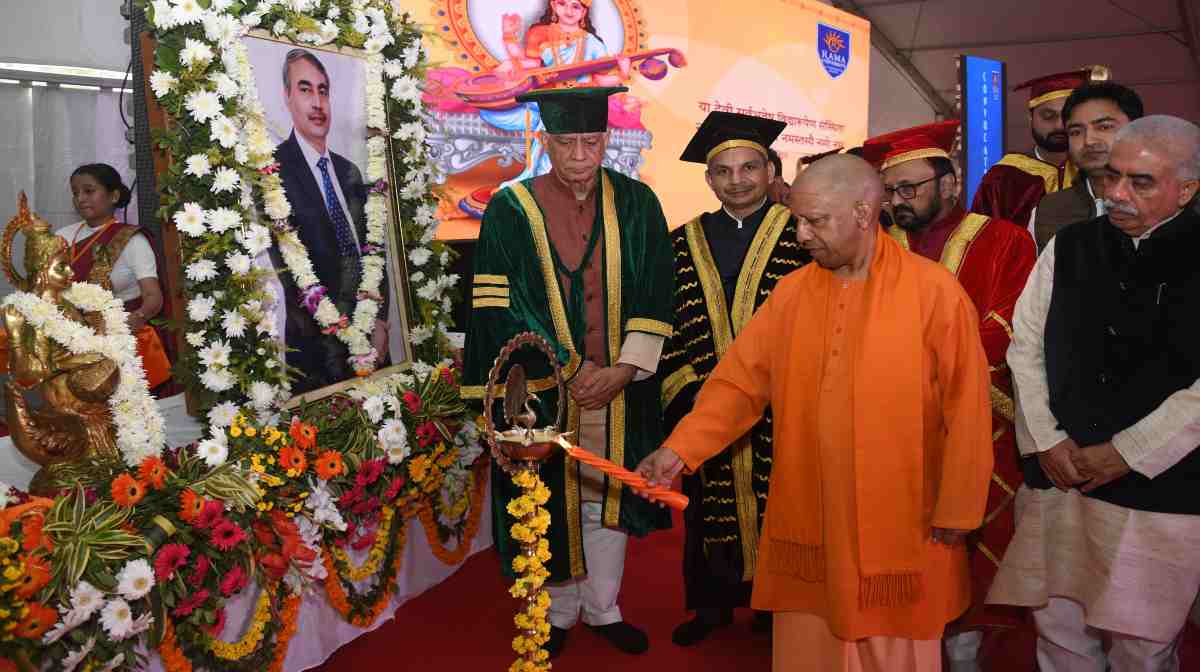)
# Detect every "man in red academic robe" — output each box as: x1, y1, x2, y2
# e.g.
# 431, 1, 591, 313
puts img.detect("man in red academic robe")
970, 68, 1107, 231
864, 121, 1038, 672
